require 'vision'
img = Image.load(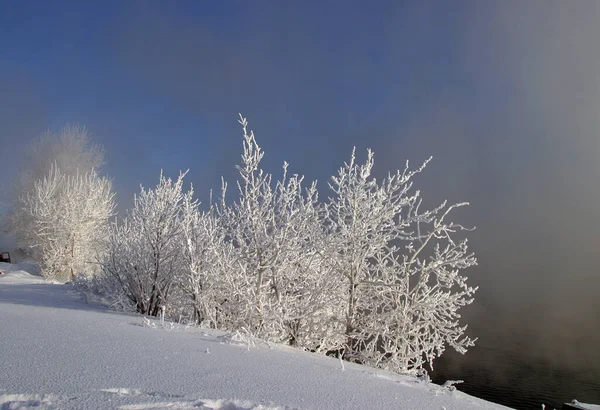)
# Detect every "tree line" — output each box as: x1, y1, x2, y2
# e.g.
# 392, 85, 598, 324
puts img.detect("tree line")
4, 115, 477, 374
